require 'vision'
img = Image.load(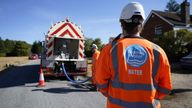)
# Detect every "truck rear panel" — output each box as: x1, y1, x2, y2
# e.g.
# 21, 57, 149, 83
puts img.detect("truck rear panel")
41, 18, 87, 77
